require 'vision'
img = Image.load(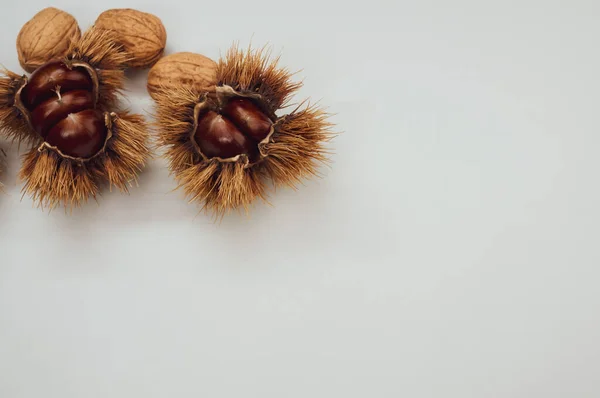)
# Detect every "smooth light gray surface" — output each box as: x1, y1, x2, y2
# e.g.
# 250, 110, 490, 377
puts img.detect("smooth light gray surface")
1, 1, 599, 397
